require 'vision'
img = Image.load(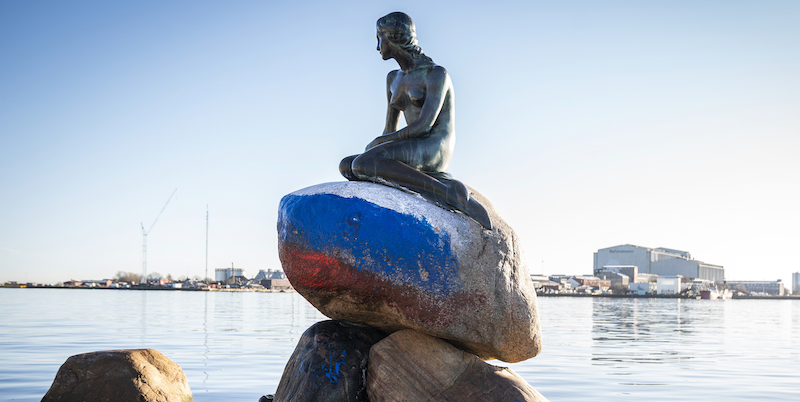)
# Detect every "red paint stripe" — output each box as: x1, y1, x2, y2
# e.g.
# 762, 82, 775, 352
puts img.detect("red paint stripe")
279, 247, 487, 329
